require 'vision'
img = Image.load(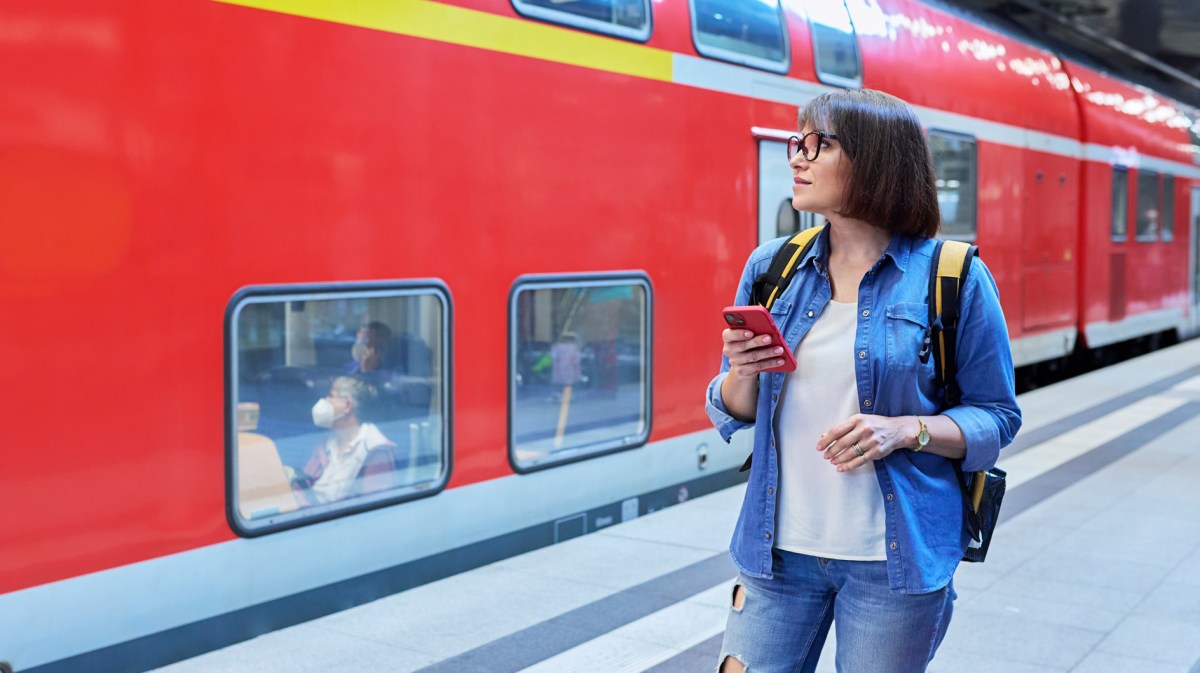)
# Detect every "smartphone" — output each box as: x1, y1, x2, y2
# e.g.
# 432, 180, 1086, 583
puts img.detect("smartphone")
722, 305, 797, 372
